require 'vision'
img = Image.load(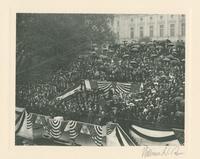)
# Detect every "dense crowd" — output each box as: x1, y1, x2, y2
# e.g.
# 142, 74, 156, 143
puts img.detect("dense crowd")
16, 40, 185, 128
